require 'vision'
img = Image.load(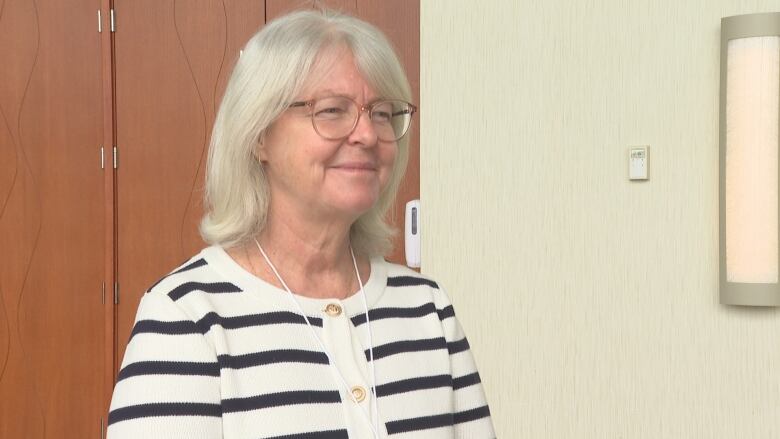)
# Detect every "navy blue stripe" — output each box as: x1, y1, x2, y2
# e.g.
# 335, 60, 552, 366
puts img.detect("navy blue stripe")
386, 406, 491, 434
437, 305, 455, 320
351, 302, 437, 326
447, 337, 470, 355
452, 372, 481, 390
453, 405, 491, 424
375, 374, 452, 397
116, 361, 220, 382
263, 430, 349, 439
222, 390, 341, 413
386, 412, 453, 434
130, 319, 200, 340
107, 402, 221, 425
173, 258, 208, 274
218, 349, 329, 369
196, 311, 322, 334
147, 258, 208, 292
366, 337, 447, 361
168, 281, 242, 301
386, 276, 439, 289
130, 310, 318, 341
